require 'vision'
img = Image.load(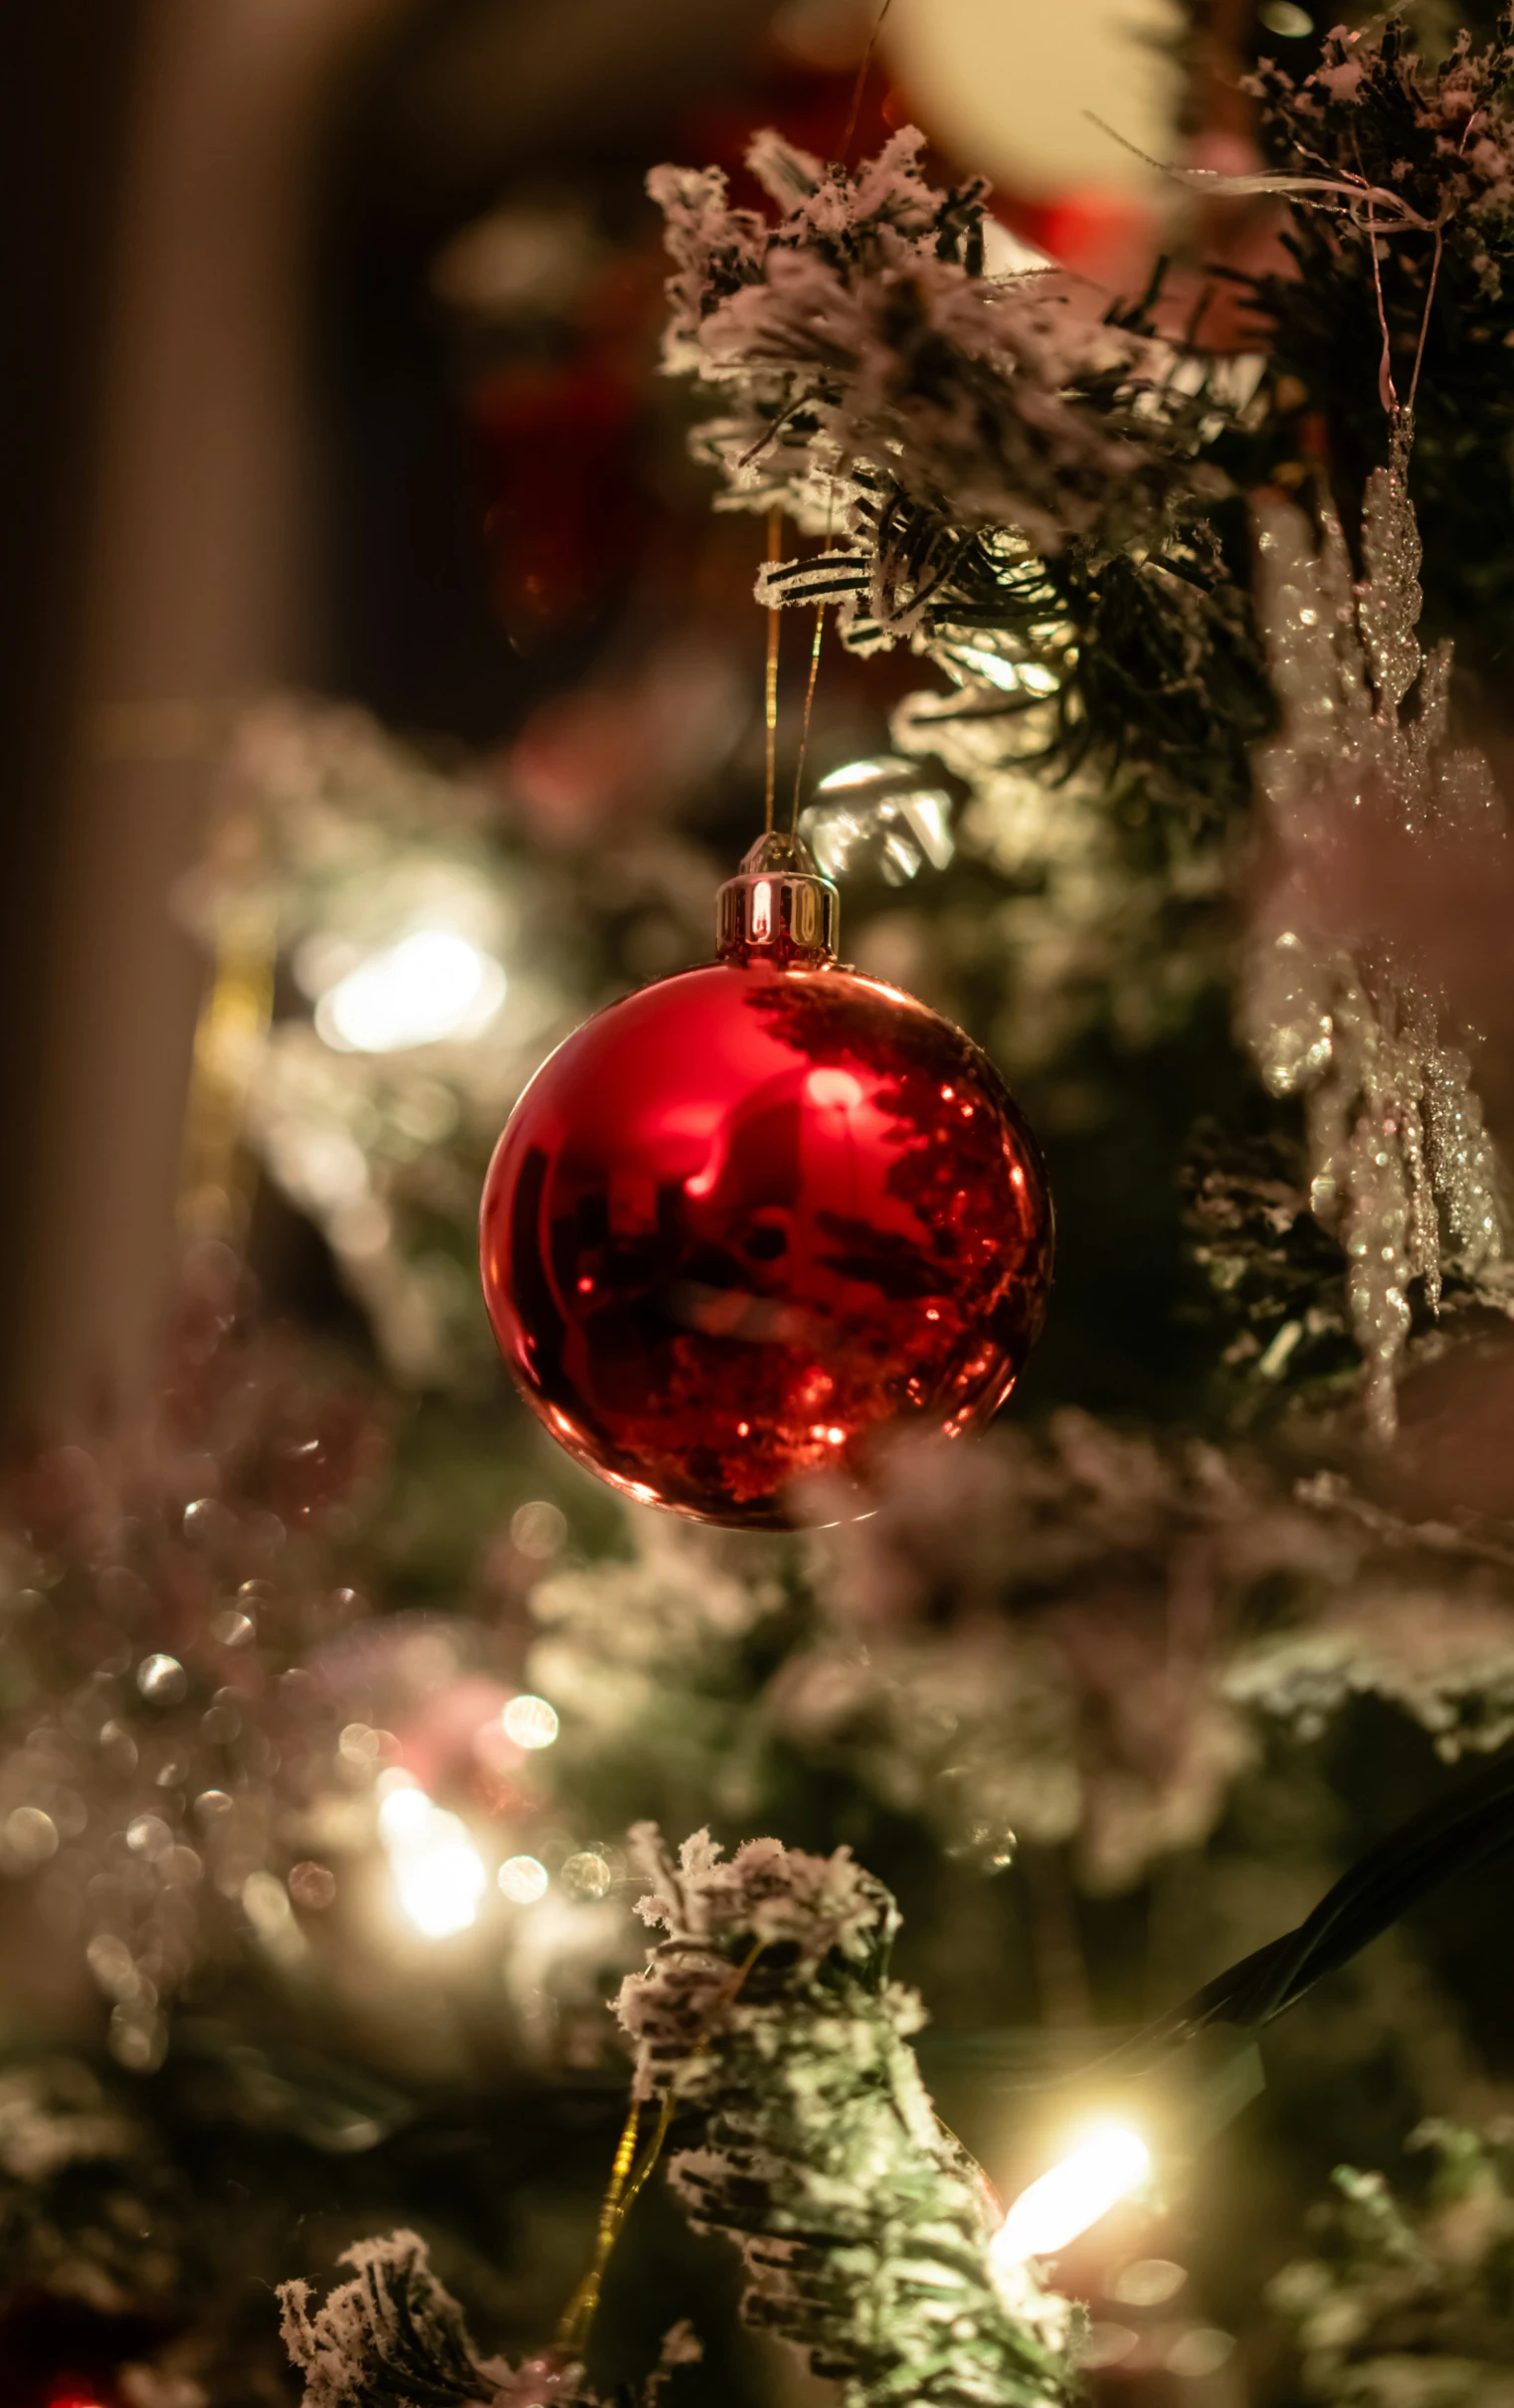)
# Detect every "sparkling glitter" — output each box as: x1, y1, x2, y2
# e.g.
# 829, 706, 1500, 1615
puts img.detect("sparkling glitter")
181, 1496, 235, 1553
109, 2000, 167, 2072
86, 1932, 140, 2000
97, 1721, 138, 1773
1, 1805, 60, 1871
136, 1653, 188, 1705
125, 1814, 173, 1861
561, 1850, 613, 1900
1245, 419, 1505, 1439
